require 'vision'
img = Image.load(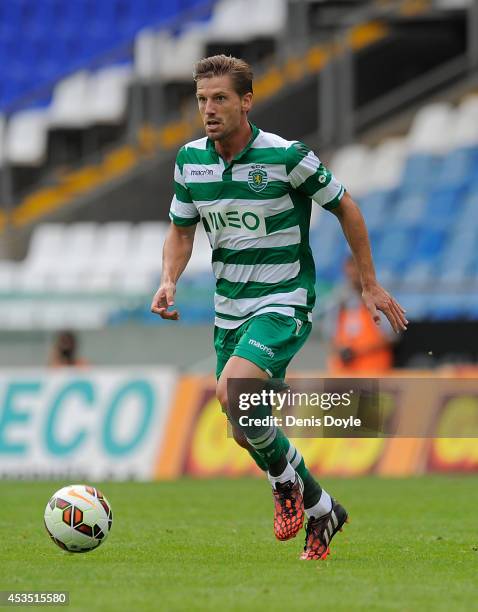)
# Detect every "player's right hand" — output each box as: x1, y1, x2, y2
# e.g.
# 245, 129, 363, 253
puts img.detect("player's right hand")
150, 282, 179, 320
